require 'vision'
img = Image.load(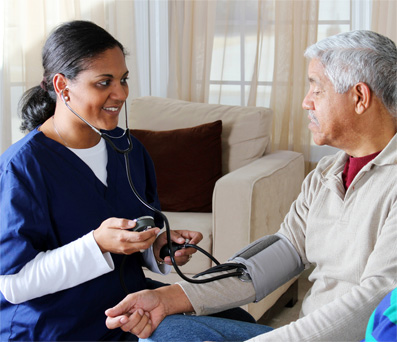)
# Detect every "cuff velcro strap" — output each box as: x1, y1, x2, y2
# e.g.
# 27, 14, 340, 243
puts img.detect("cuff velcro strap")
193, 263, 247, 279
229, 234, 304, 302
